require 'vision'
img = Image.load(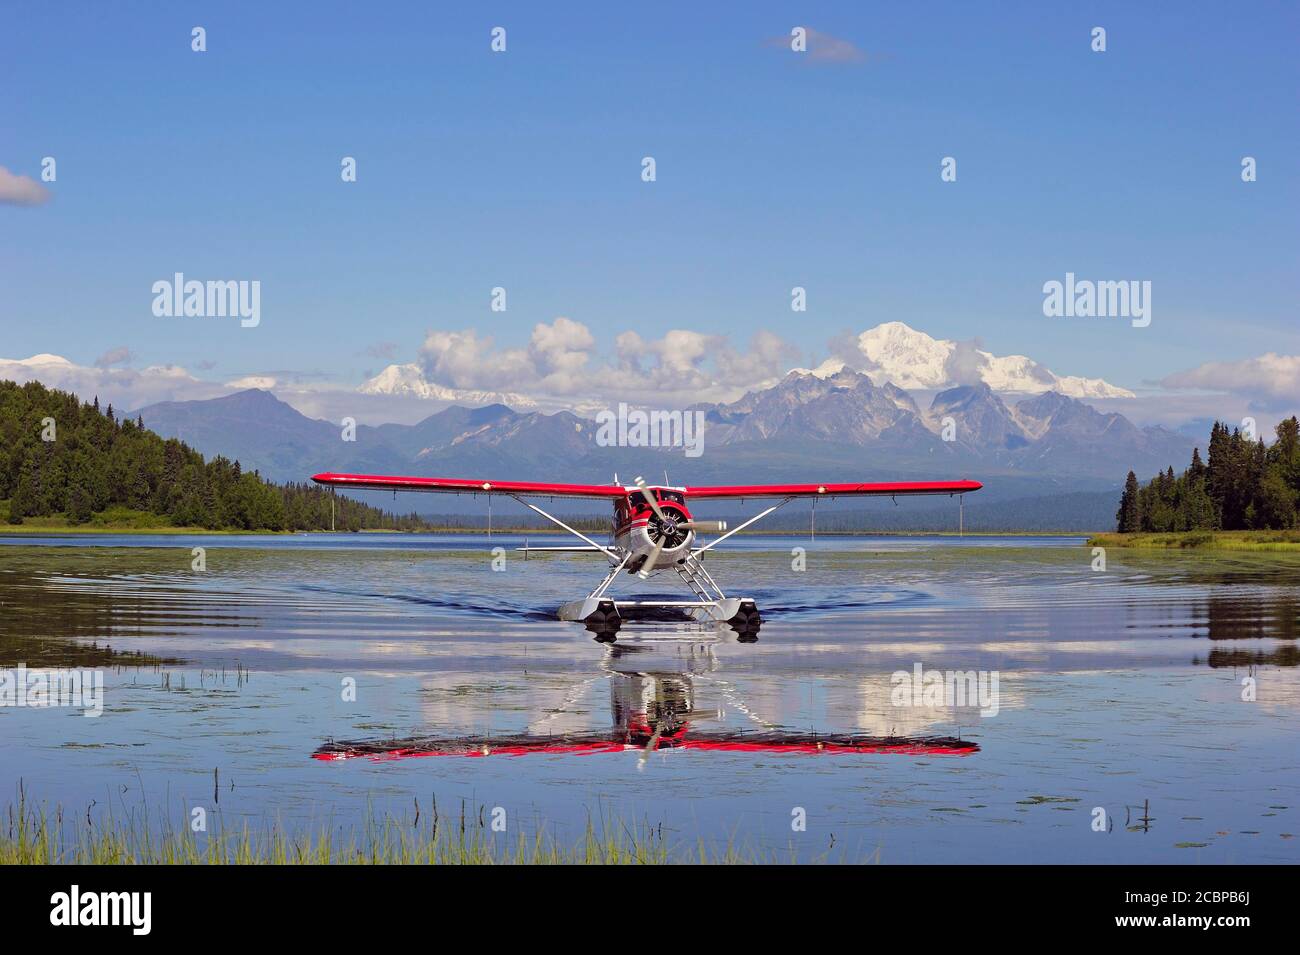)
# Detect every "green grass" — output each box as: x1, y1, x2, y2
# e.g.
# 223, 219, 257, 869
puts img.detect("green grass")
1, 812, 670, 865
0, 793, 826, 865
793, 529, 1084, 537
0, 522, 575, 536
0, 516, 275, 535
1088, 529, 1300, 551
0, 502, 474, 536
0, 497, 1088, 539
0, 501, 225, 534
